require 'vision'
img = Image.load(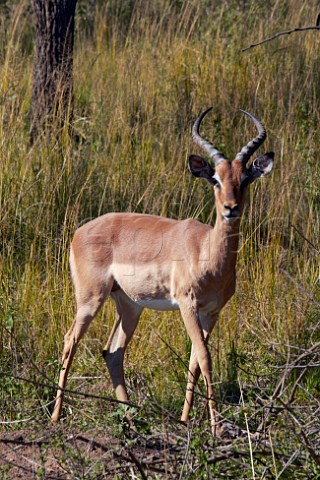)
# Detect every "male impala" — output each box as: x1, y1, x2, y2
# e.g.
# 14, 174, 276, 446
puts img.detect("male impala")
52, 108, 274, 435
